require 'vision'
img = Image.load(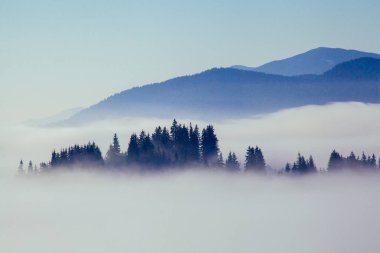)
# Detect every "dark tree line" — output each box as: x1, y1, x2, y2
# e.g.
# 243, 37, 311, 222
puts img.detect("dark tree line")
19, 119, 380, 175
50, 142, 103, 168
37, 120, 233, 171
328, 150, 378, 171
283, 153, 317, 174
282, 150, 380, 174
